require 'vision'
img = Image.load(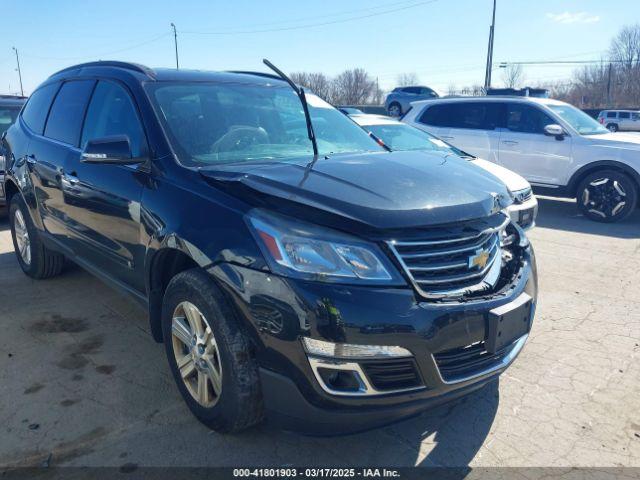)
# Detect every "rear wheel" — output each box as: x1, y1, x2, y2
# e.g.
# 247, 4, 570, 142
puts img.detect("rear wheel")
576, 170, 637, 222
162, 268, 263, 433
606, 123, 619, 132
388, 102, 402, 117
9, 195, 64, 278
